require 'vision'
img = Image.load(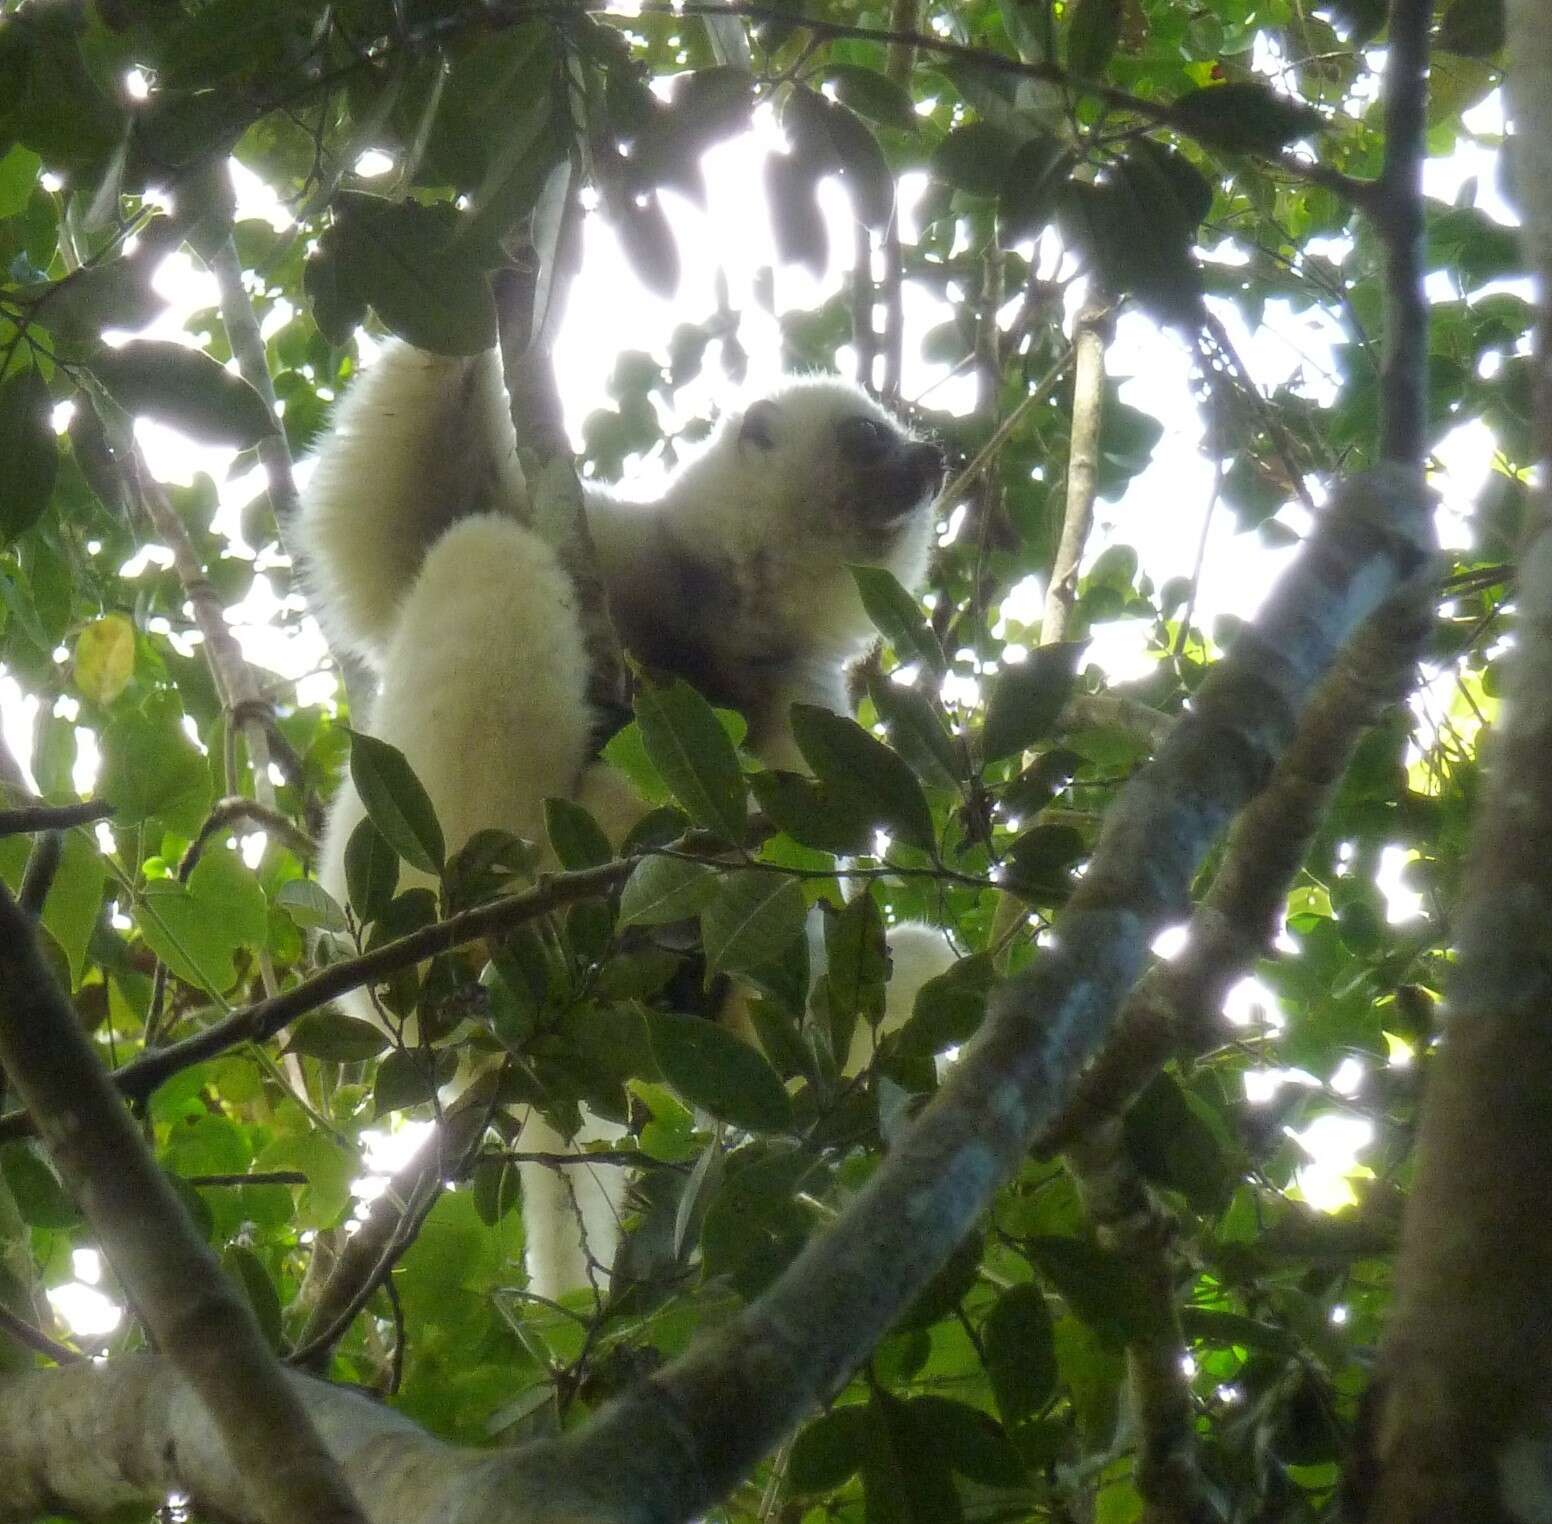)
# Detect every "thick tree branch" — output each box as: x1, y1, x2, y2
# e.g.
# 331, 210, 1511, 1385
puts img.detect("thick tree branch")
1374, 0, 1431, 464
1040, 572, 1434, 1154
1345, 4, 1552, 1517
0, 887, 369, 1524
494, 165, 629, 728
